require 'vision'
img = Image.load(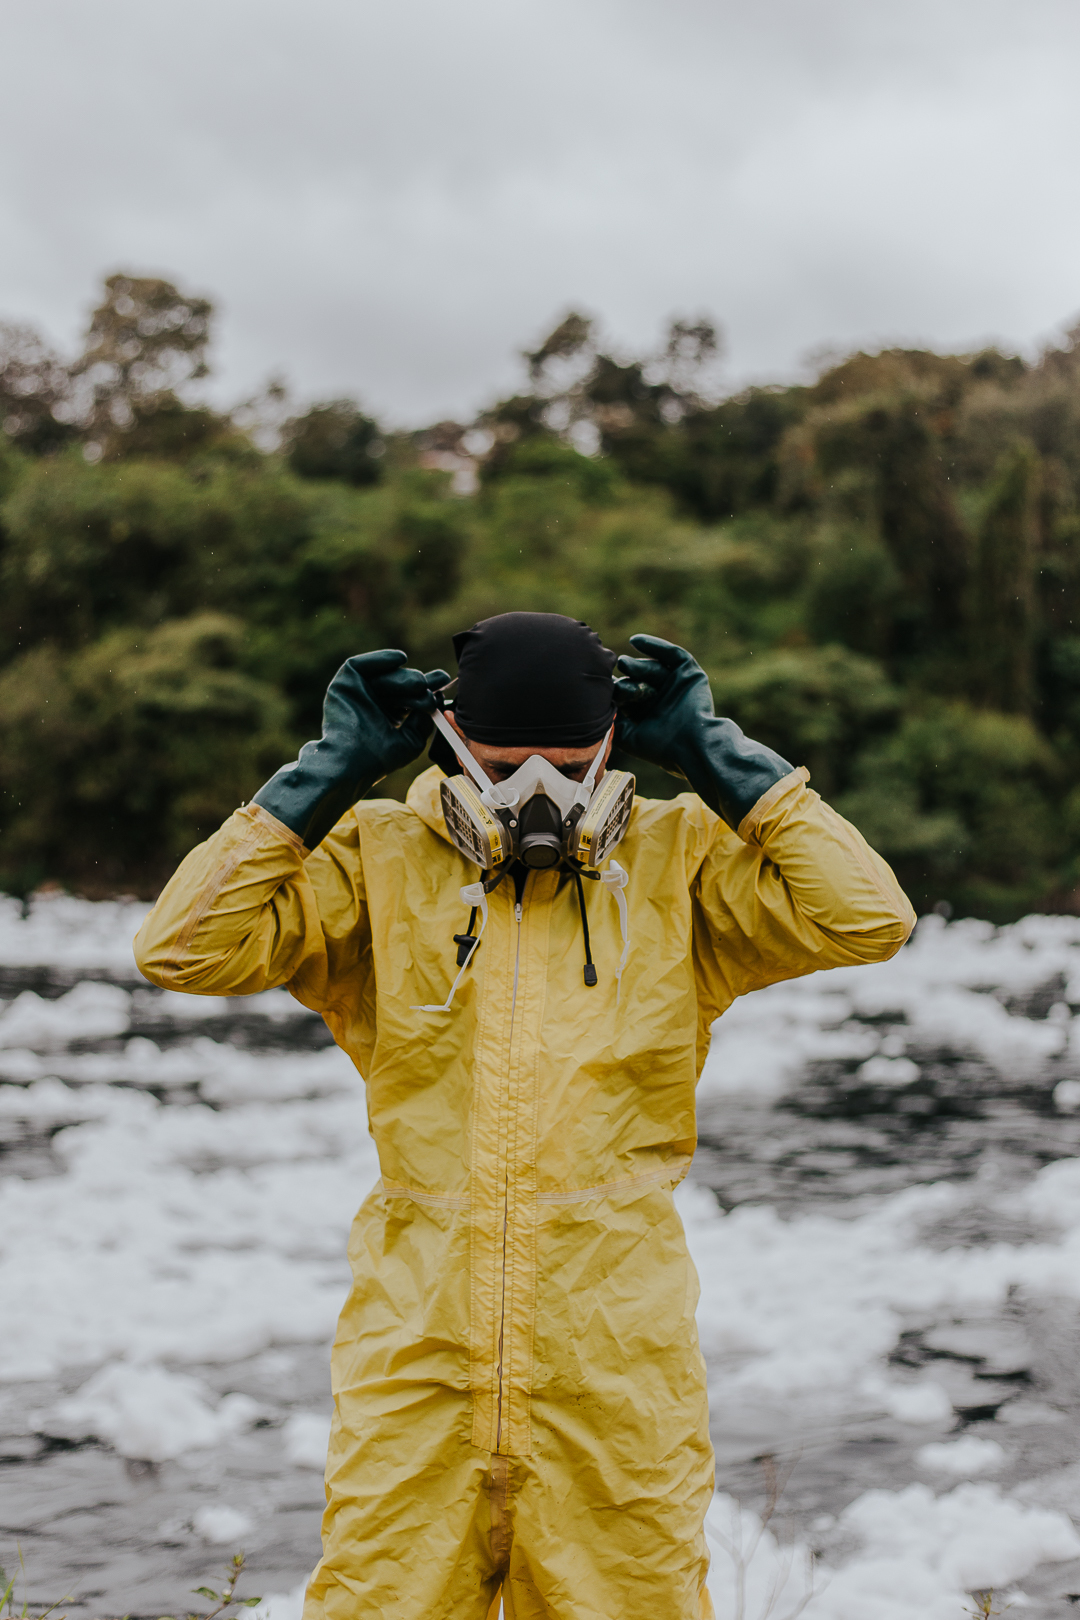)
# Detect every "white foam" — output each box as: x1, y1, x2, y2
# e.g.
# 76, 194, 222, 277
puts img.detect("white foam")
146, 988, 224, 1020
831, 1481, 1080, 1598
0, 1078, 121, 1122
698, 985, 874, 1100
1054, 1078, 1080, 1113
193, 1504, 255, 1545
863, 1378, 954, 1425
705, 1492, 817, 1620
680, 1161, 1080, 1401
707, 1481, 1079, 1619
857, 1055, 921, 1086
49, 1362, 259, 1461
701, 912, 1080, 1101
916, 1438, 1006, 1476
250, 1581, 308, 1620
0, 1035, 356, 1100
0, 1056, 377, 1379
9, 902, 1080, 1610
0, 893, 148, 971
283, 1411, 332, 1469
0, 983, 131, 1047
239, 988, 311, 1021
